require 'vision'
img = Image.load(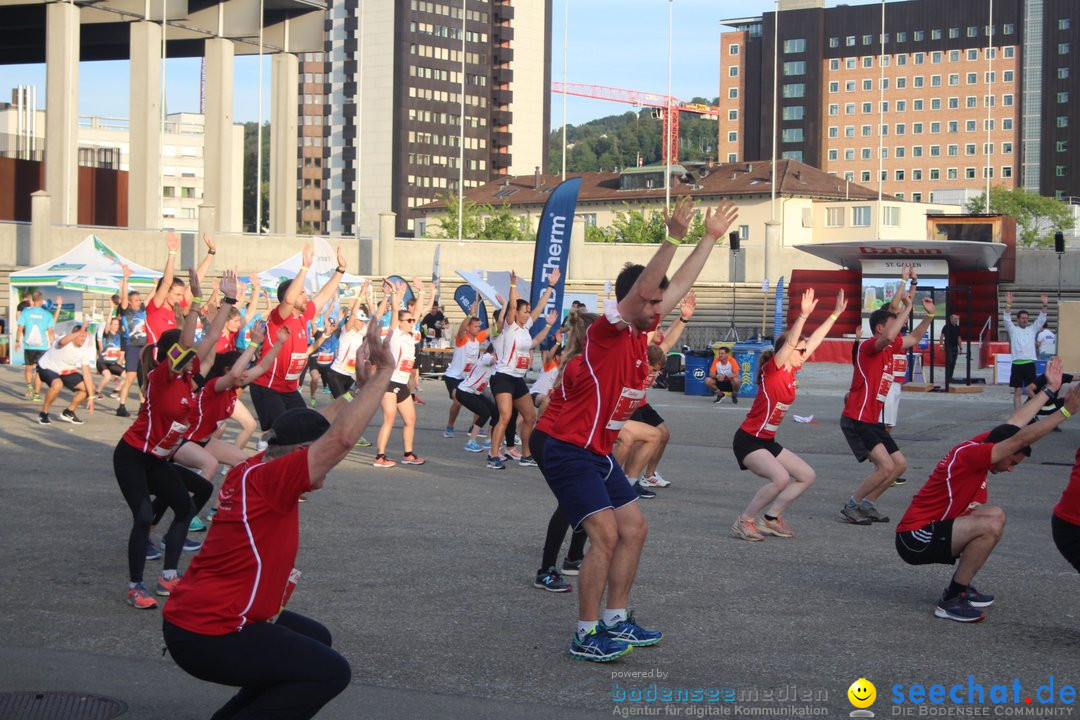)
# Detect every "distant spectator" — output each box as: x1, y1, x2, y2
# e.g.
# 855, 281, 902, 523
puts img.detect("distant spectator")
15, 291, 56, 401
705, 346, 741, 404
1037, 323, 1056, 360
